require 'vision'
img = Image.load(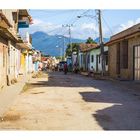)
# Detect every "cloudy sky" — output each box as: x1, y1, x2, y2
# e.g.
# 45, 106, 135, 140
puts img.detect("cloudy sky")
22, 10, 140, 40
